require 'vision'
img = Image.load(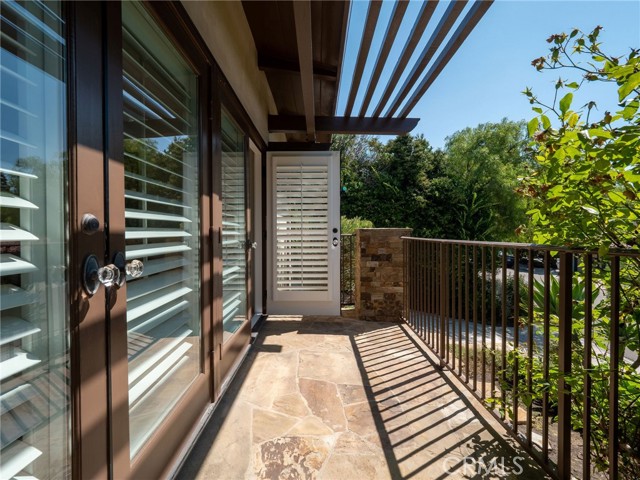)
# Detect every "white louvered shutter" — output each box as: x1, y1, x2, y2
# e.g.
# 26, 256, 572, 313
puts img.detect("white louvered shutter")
221, 113, 247, 340
122, 2, 201, 457
1, 1, 71, 477
274, 163, 331, 301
